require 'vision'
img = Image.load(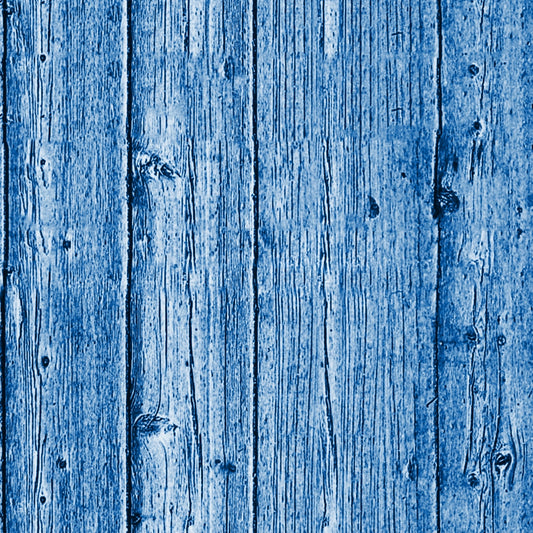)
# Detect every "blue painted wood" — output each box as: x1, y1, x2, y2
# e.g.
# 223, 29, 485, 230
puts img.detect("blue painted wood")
255, 0, 439, 530
1, 0, 532, 531
4, 1, 128, 530
0, 12, 4, 533
129, 0, 253, 530
437, 0, 533, 530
